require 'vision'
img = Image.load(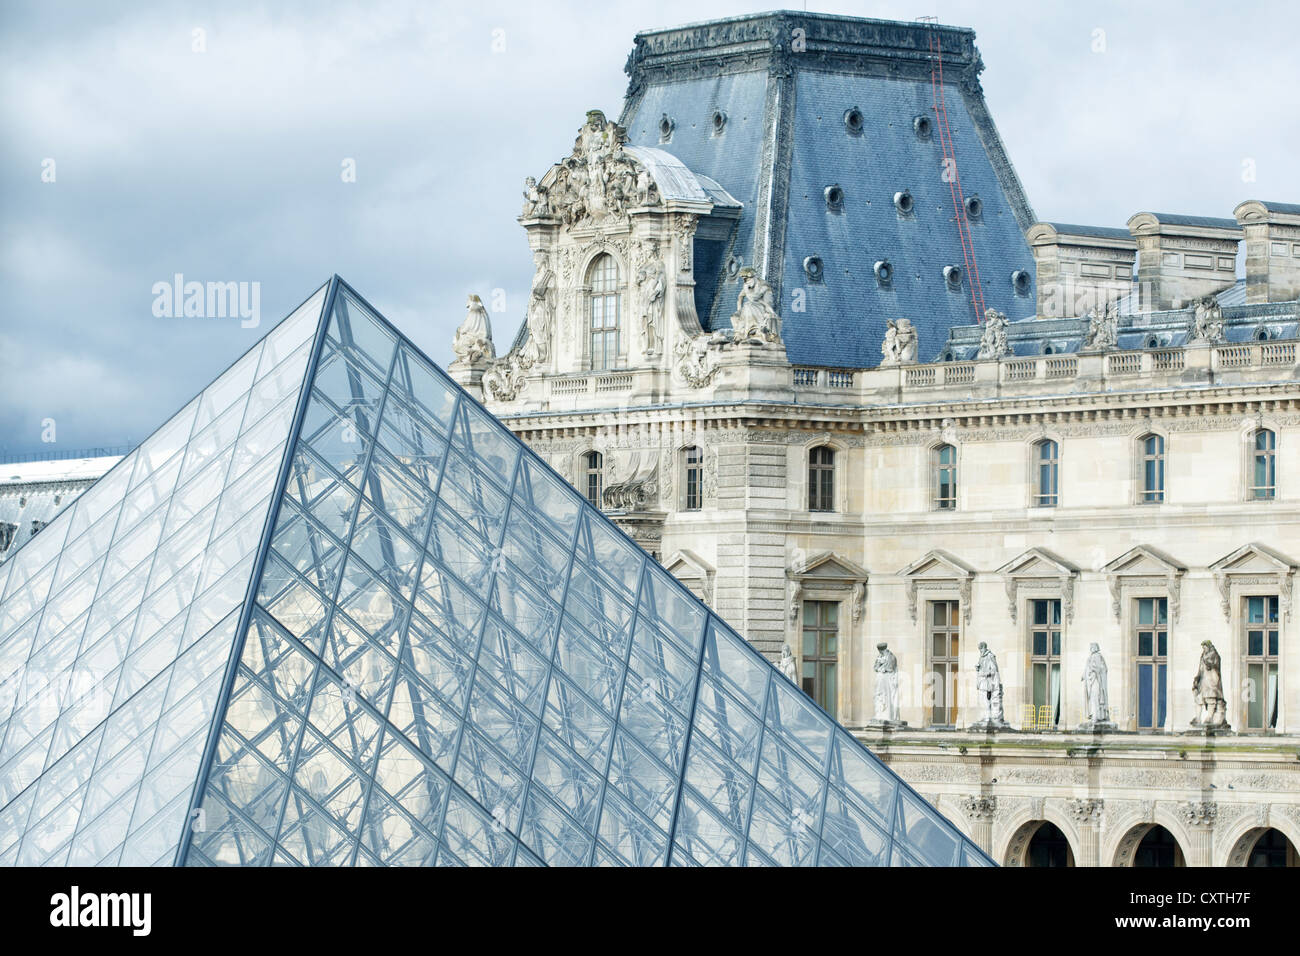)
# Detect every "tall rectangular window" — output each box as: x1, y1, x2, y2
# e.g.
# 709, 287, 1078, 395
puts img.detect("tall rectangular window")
1034, 440, 1059, 507
1140, 434, 1165, 503
588, 254, 620, 371
583, 452, 603, 508
1135, 596, 1168, 730
928, 600, 960, 725
1029, 599, 1062, 727
800, 600, 838, 717
683, 446, 703, 511
808, 446, 835, 512
1244, 595, 1279, 730
935, 445, 957, 510
1250, 429, 1276, 500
